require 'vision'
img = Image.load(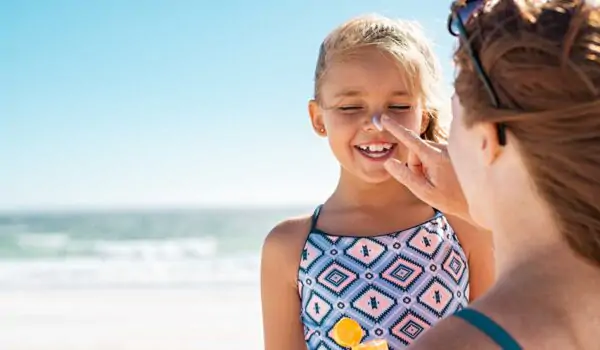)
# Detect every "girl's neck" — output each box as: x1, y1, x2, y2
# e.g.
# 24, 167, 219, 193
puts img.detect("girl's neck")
327, 169, 422, 209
